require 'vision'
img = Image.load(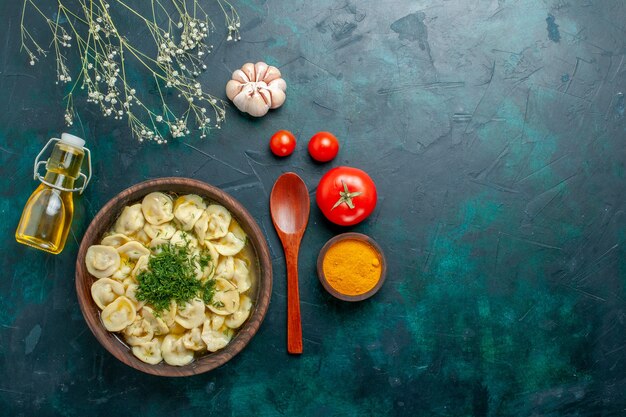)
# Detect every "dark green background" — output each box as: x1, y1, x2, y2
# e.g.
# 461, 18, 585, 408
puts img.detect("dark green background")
1, 0, 625, 416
